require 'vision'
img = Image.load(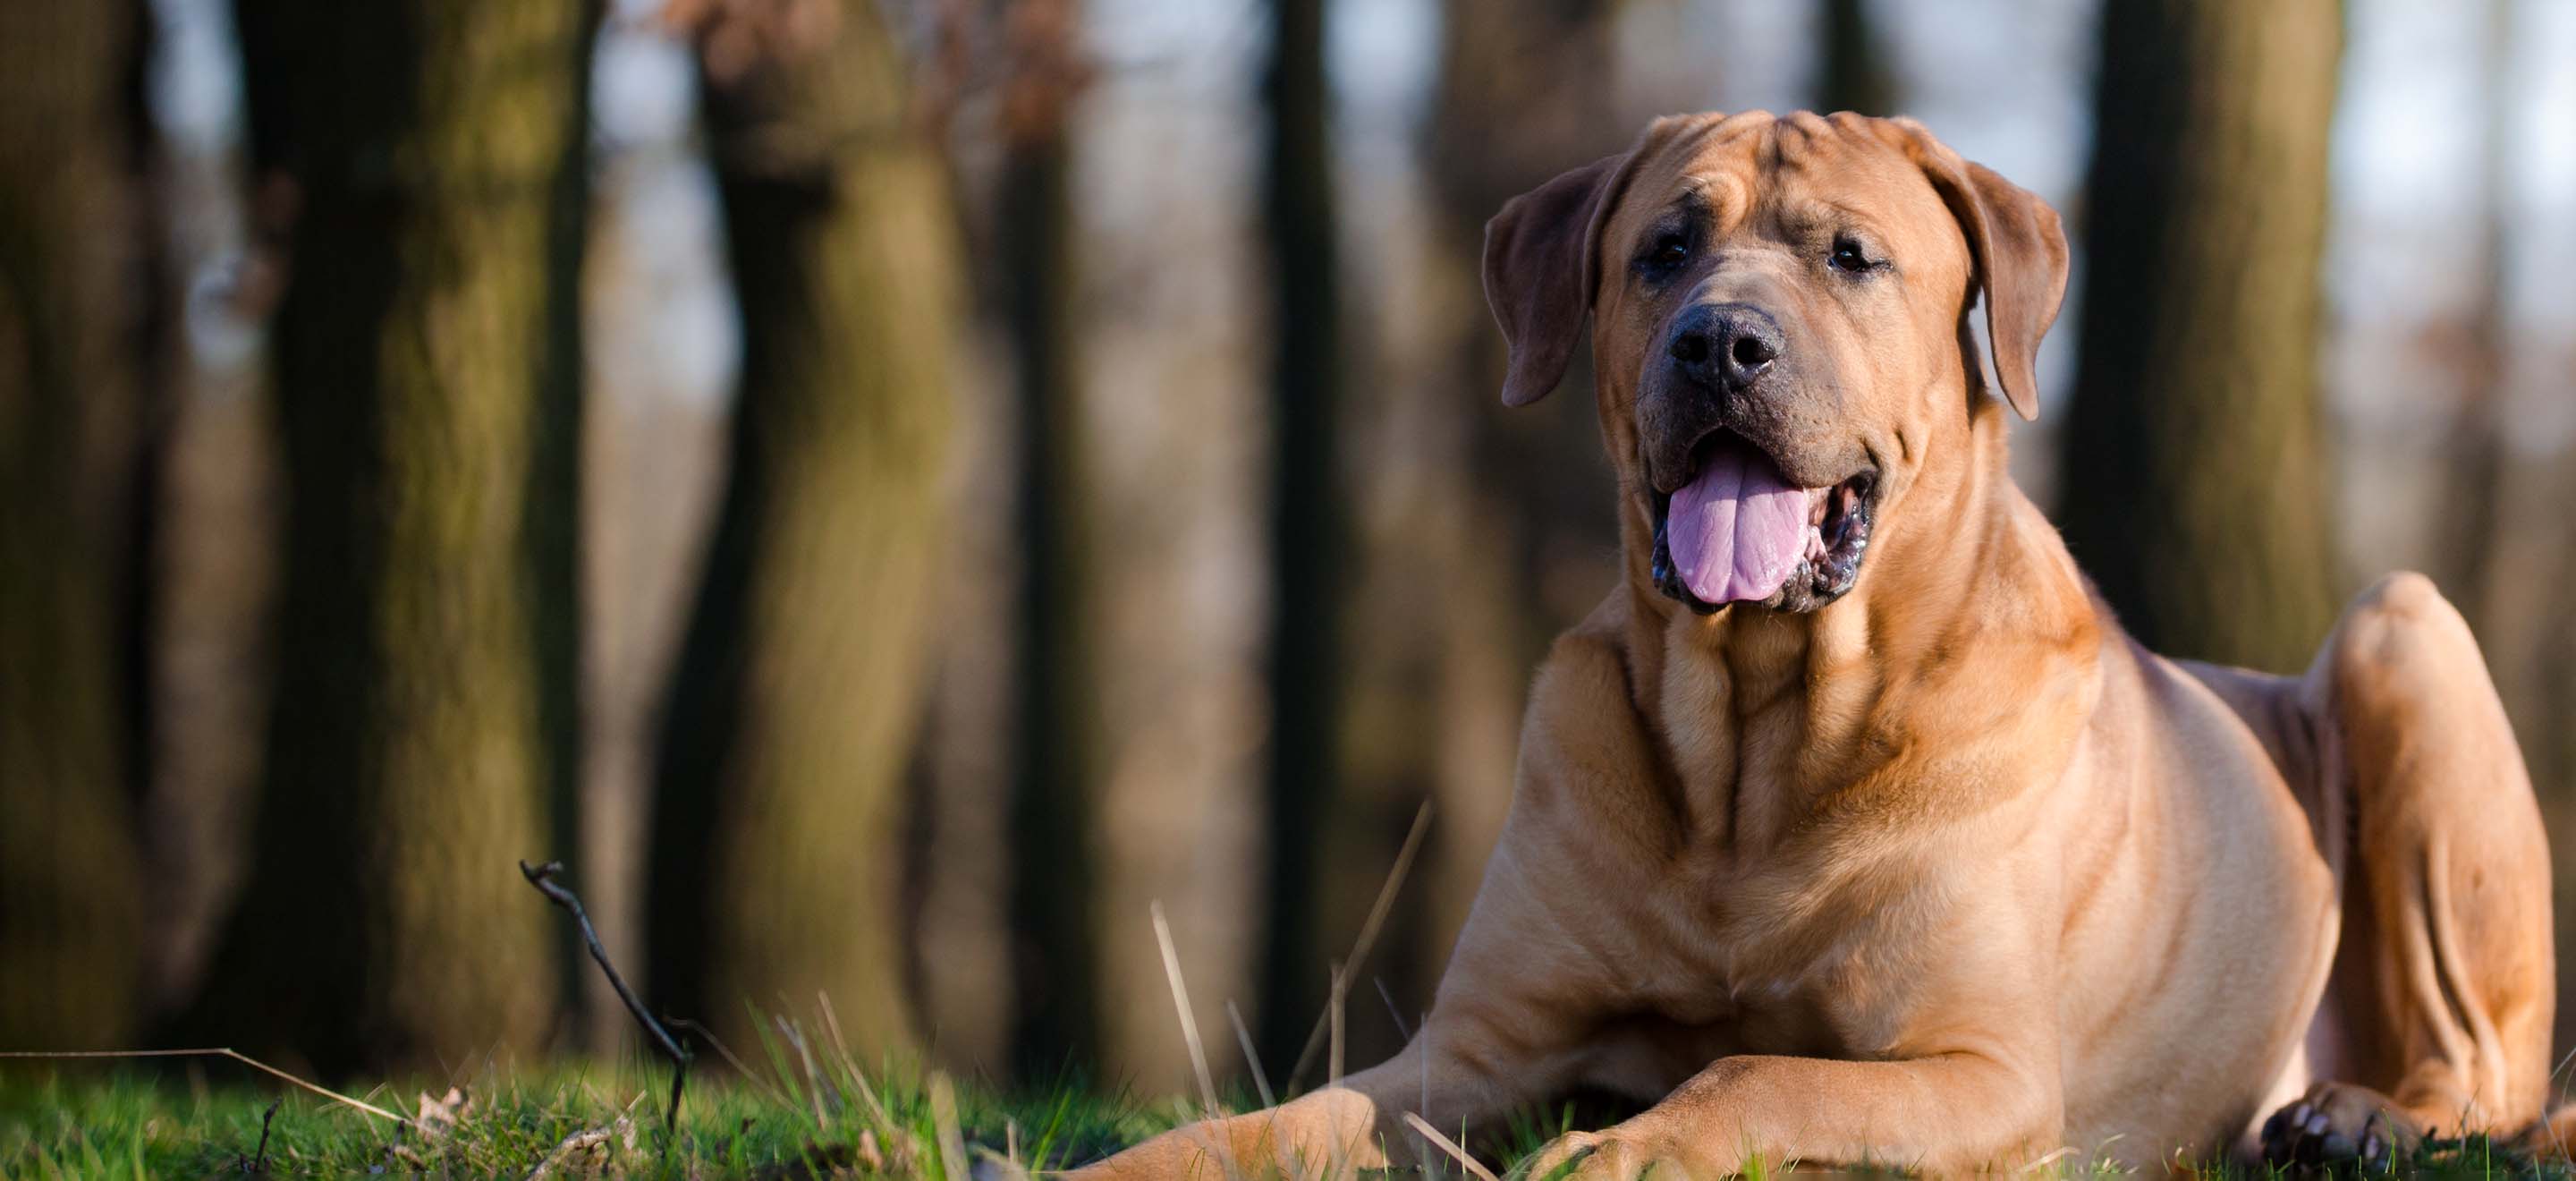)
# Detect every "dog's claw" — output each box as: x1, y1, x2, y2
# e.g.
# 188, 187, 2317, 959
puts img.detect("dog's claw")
2260, 1083, 2421, 1177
